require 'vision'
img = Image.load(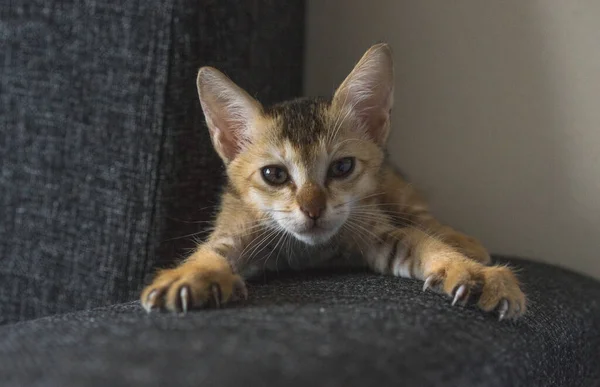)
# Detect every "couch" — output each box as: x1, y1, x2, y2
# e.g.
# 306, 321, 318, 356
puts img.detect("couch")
1, 1, 599, 386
